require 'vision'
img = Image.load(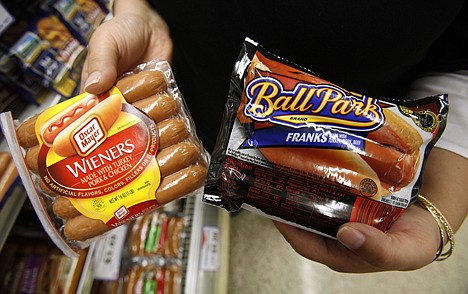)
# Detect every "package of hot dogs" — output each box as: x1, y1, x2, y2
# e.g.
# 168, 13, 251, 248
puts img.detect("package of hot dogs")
0, 60, 209, 257
204, 38, 449, 238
